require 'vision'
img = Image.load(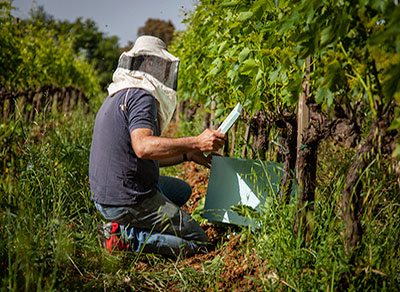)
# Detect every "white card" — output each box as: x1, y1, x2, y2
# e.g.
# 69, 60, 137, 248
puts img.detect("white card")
217, 103, 242, 134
